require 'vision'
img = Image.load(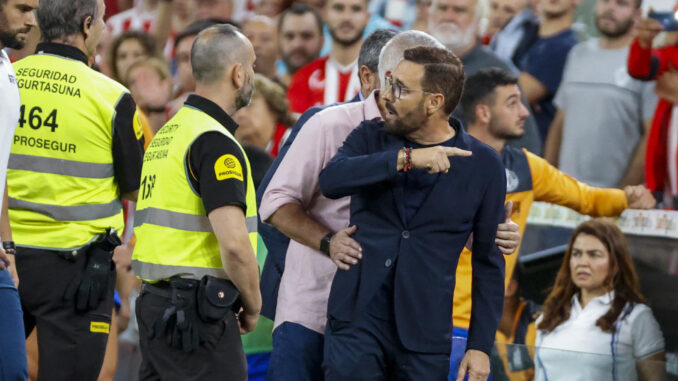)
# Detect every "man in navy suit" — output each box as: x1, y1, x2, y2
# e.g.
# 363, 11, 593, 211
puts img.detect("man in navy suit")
319, 46, 506, 380
256, 30, 397, 321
